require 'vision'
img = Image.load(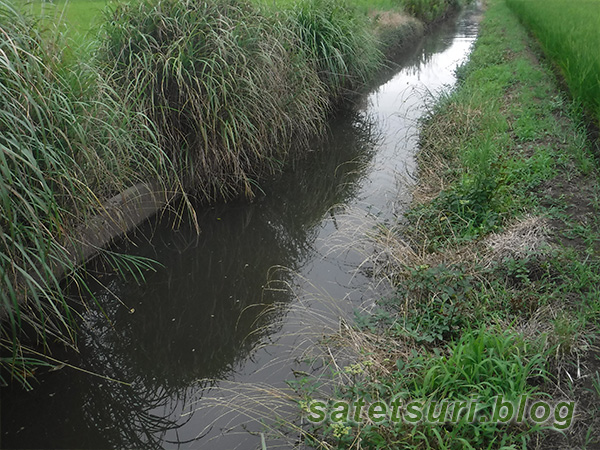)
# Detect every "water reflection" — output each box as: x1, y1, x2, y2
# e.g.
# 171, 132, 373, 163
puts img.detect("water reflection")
1, 109, 380, 450
1, 5, 481, 449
